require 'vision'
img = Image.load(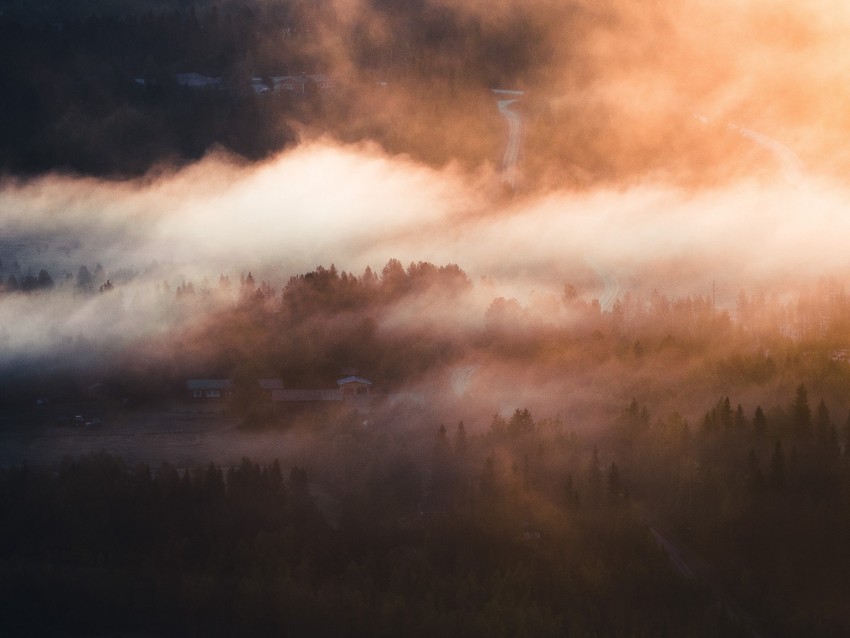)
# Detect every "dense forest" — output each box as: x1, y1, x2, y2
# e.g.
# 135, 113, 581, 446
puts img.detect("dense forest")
5, 258, 850, 416
3, 259, 850, 634
4, 1, 850, 635
3, 387, 850, 636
